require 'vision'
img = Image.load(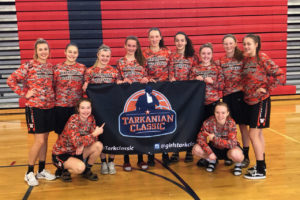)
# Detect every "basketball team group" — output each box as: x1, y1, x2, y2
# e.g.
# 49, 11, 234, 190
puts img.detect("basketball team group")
7, 27, 286, 186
